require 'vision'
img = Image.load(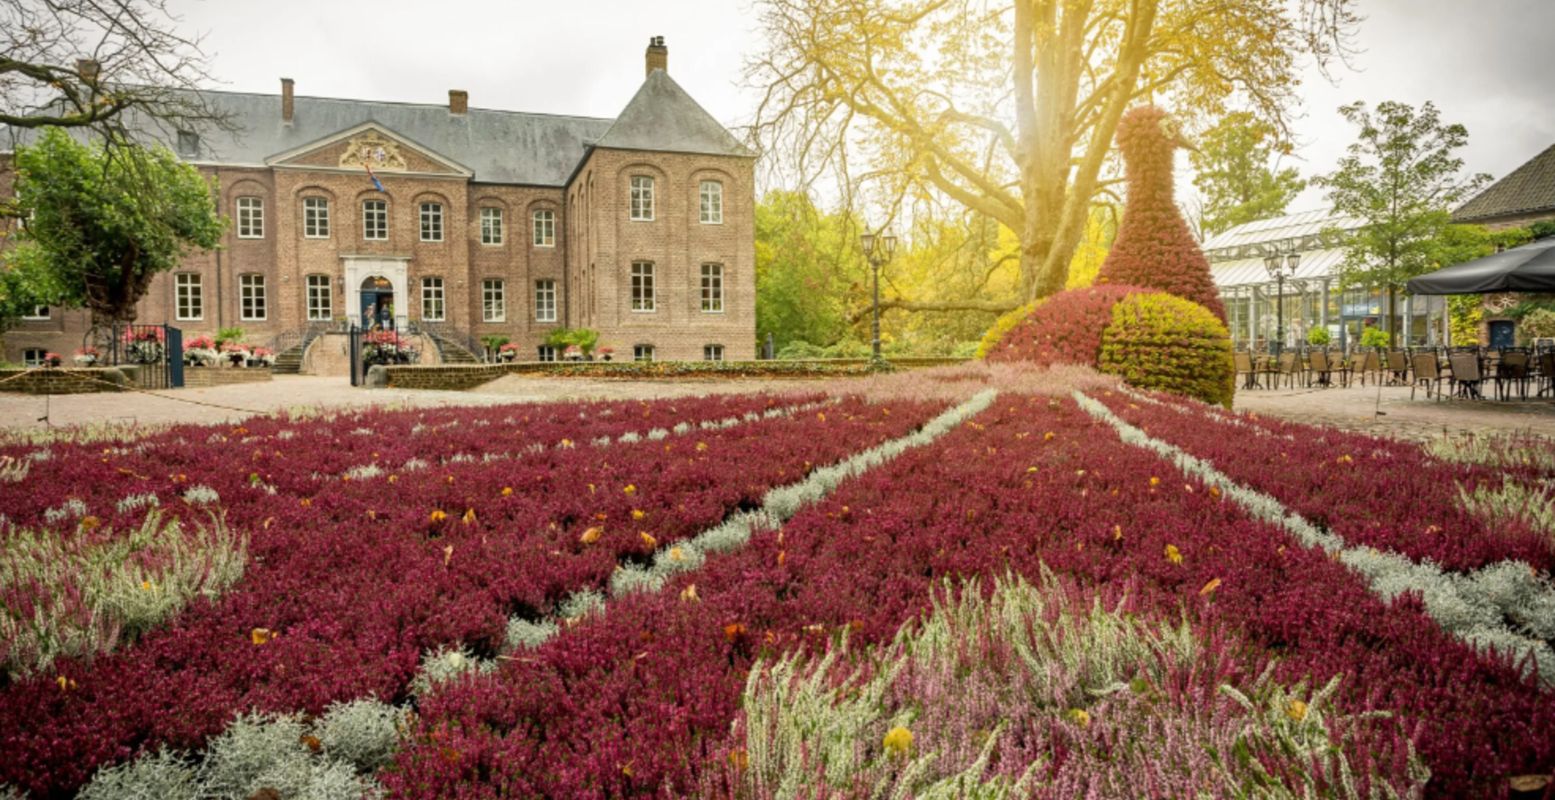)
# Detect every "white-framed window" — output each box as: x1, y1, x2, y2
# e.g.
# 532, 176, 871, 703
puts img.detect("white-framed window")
700, 263, 724, 313
421, 276, 445, 321
174, 273, 203, 320
537, 345, 558, 362
236, 196, 264, 239
306, 274, 332, 321
239, 274, 267, 320
303, 197, 330, 238
22, 304, 50, 320
482, 279, 505, 322
22, 348, 47, 367
699, 181, 723, 224
629, 175, 654, 221
480, 207, 504, 245
419, 202, 444, 242
633, 344, 655, 362
704, 344, 724, 362
535, 279, 557, 322
532, 209, 555, 247
363, 199, 387, 240
630, 261, 655, 312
